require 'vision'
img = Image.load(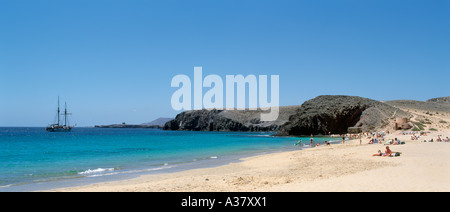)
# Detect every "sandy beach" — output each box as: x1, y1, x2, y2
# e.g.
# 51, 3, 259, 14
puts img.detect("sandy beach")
49, 130, 450, 192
